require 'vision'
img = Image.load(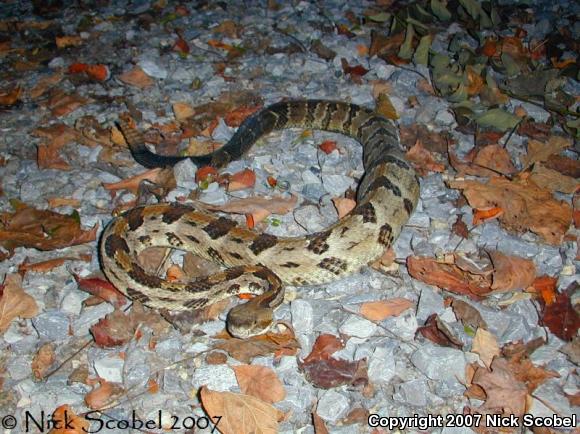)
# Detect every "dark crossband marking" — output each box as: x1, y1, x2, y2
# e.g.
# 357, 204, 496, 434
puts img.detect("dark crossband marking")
183, 298, 209, 309
404, 198, 414, 216
353, 202, 377, 224
203, 217, 237, 239
138, 235, 151, 245
249, 233, 278, 255
105, 234, 130, 257
128, 263, 163, 287
229, 251, 243, 260
126, 287, 150, 304
318, 257, 348, 275
369, 176, 401, 197
207, 247, 224, 263
280, 261, 300, 268
126, 208, 145, 231
166, 232, 183, 247
186, 235, 200, 244
306, 230, 331, 255
378, 223, 393, 246
161, 205, 191, 224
